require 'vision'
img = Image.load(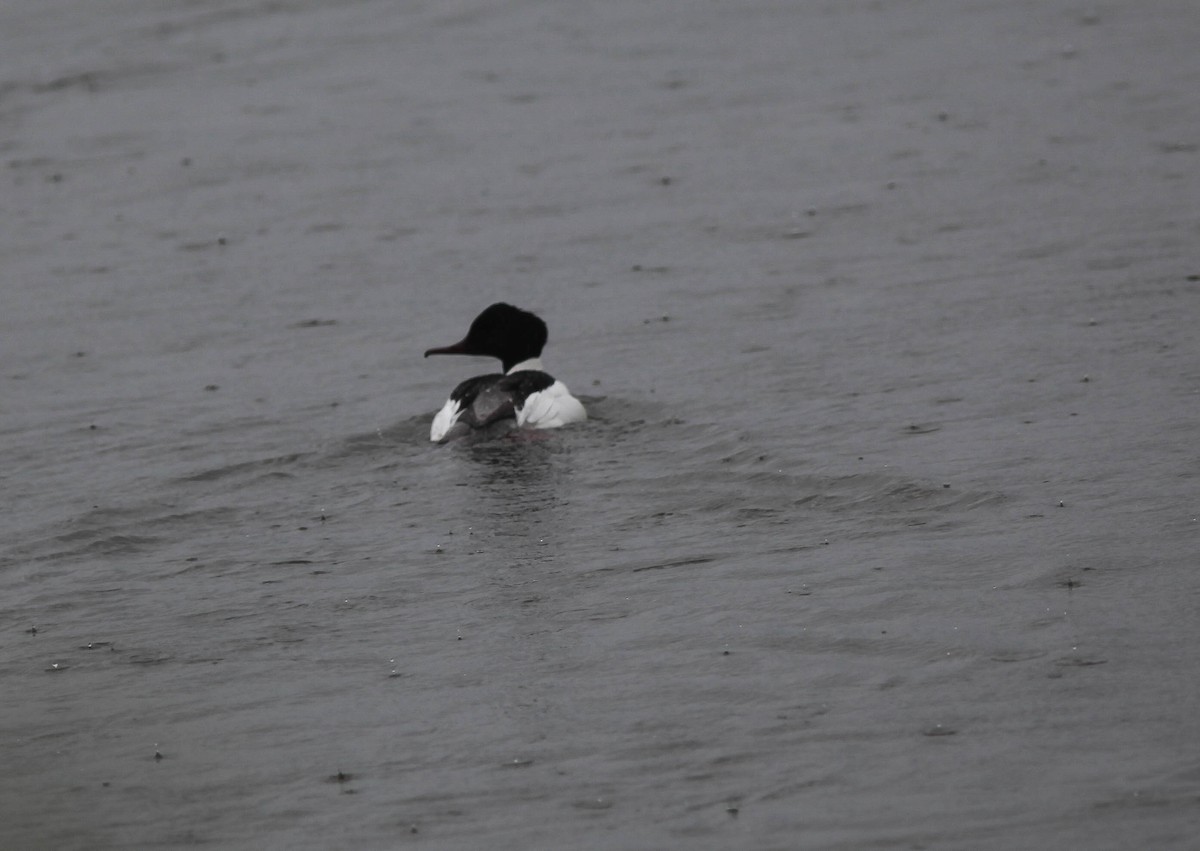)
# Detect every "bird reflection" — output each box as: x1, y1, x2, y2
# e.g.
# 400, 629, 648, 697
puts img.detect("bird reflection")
452, 437, 571, 560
